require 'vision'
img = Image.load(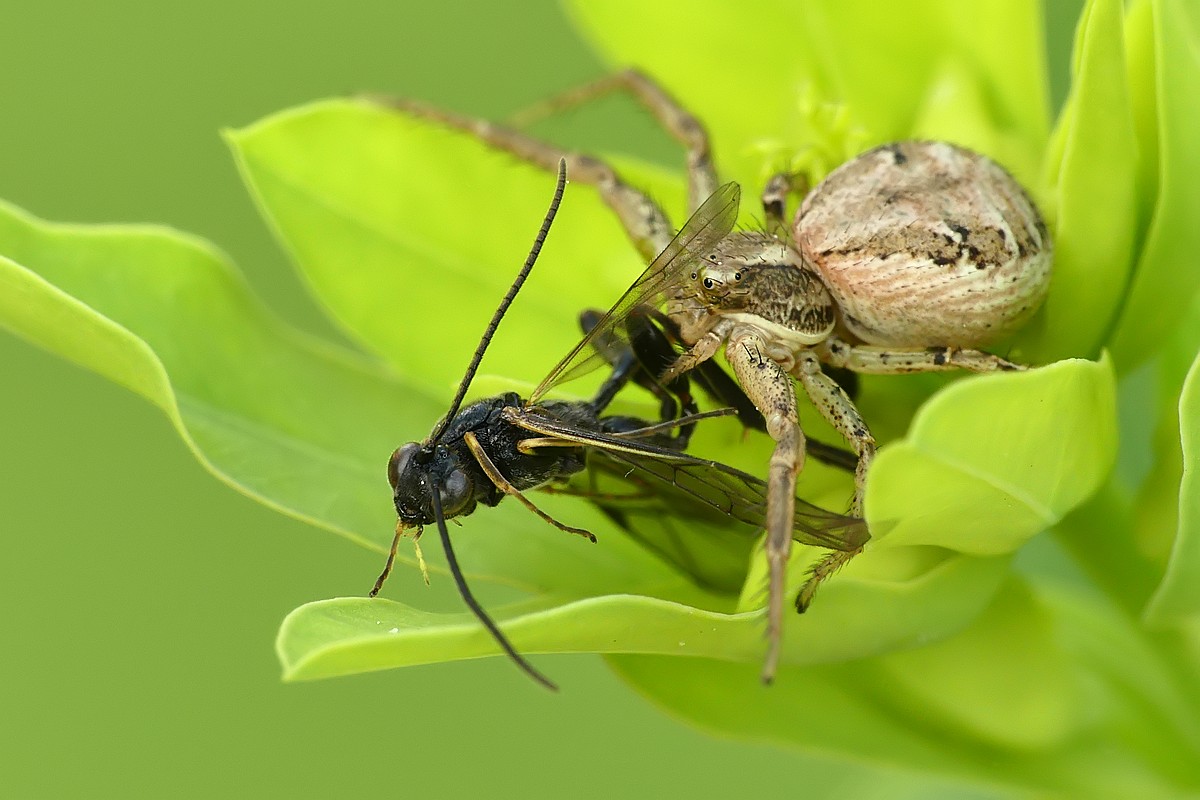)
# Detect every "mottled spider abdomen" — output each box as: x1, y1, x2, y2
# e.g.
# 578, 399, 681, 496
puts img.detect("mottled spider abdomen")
796, 141, 1052, 348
